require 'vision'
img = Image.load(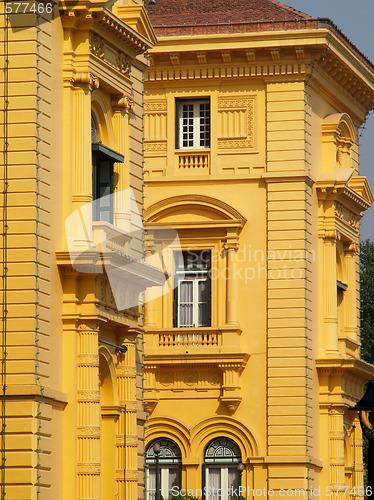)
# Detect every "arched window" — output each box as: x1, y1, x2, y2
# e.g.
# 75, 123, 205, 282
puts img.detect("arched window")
145, 438, 182, 500
90, 113, 123, 224
204, 437, 241, 500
